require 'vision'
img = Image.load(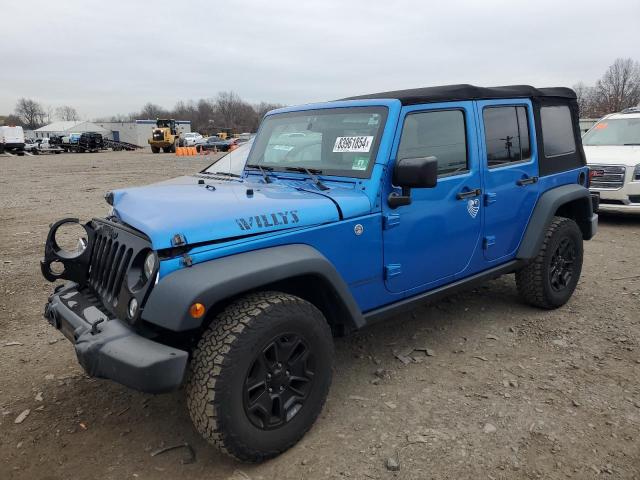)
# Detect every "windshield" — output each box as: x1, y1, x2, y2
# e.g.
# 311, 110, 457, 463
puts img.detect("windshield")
583, 118, 640, 145
246, 107, 388, 178
202, 138, 254, 176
